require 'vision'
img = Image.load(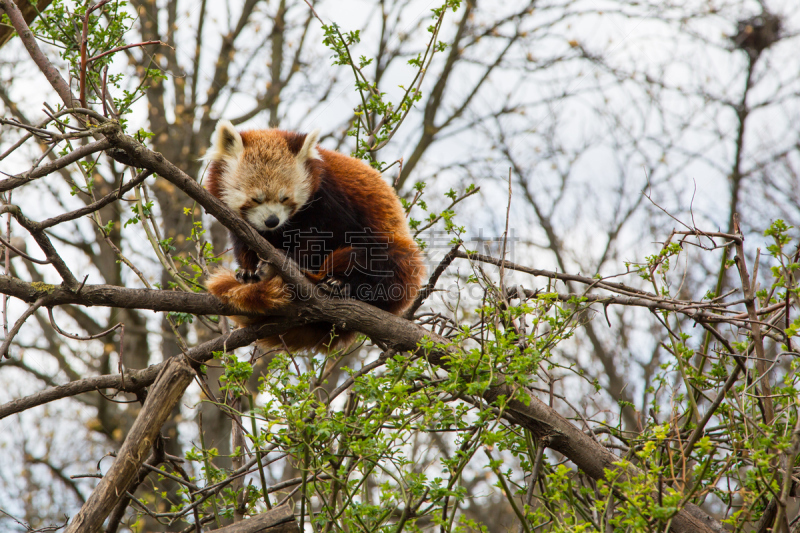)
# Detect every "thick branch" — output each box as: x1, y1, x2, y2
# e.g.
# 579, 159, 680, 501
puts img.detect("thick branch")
0, 0, 75, 107
0, 275, 247, 315
206, 504, 298, 533
483, 384, 723, 533
0, 0, 53, 48
0, 206, 78, 287
64, 357, 194, 533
